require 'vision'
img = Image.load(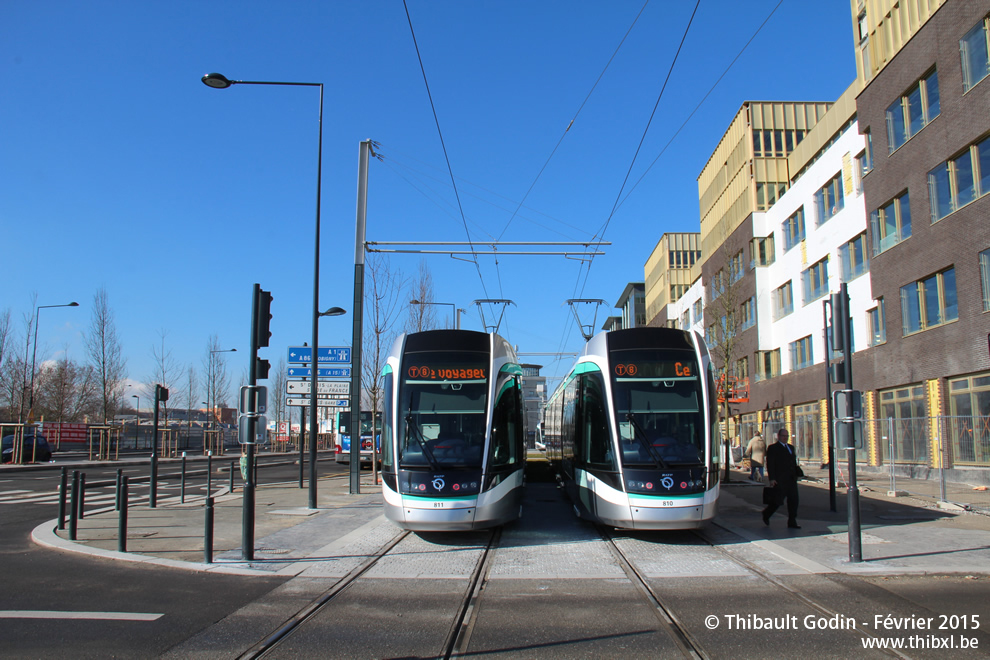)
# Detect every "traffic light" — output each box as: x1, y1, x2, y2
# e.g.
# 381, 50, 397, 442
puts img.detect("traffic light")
156, 384, 169, 402
255, 288, 273, 348
256, 358, 270, 380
